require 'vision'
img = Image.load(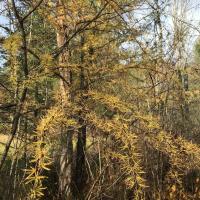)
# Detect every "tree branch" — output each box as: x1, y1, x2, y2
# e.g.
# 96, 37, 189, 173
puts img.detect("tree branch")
22, 0, 44, 22
52, 2, 109, 58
